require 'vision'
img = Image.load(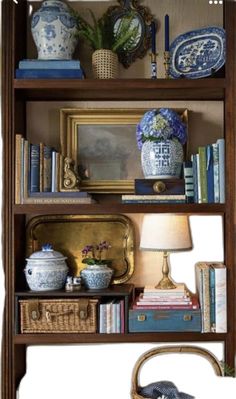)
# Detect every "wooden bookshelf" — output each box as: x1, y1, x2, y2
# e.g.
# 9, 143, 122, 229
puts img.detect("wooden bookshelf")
1, 1, 236, 398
